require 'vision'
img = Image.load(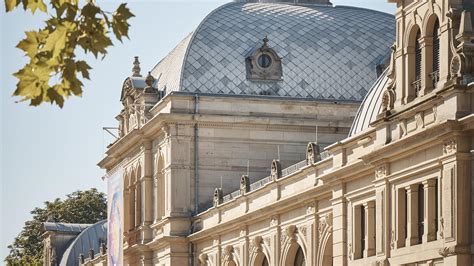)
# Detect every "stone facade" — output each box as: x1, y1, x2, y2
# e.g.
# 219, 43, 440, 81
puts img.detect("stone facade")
94, 0, 474, 265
